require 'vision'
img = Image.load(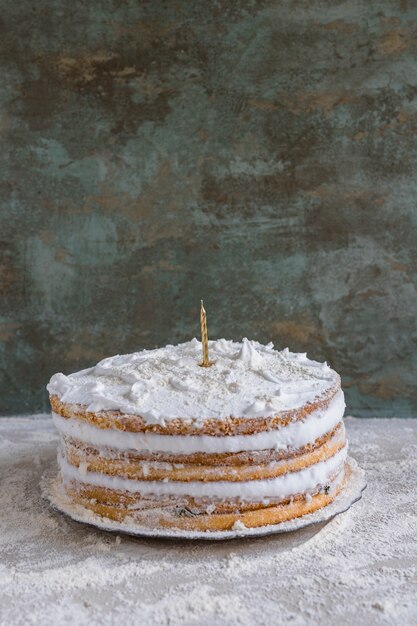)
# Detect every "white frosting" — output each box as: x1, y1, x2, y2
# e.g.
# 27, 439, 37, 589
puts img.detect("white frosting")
58, 446, 347, 500
52, 389, 345, 455
47, 339, 338, 424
